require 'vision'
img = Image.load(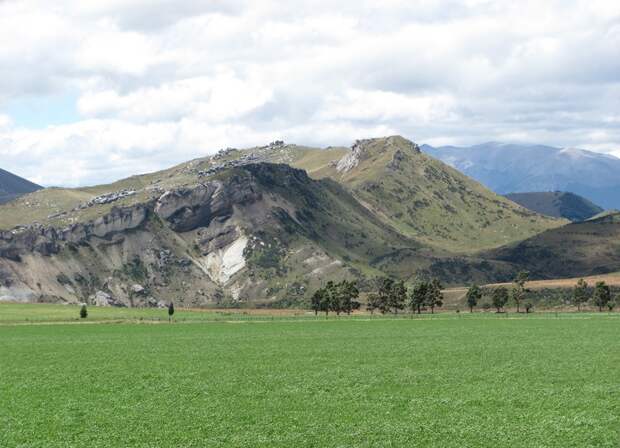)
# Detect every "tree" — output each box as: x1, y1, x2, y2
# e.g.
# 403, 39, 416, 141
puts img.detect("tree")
409, 280, 428, 314
389, 280, 407, 314
377, 278, 394, 314
340, 280, 360, 315
572, 278, 590, 311
511, 271, 529, 313
168, 302, 175, 322
592, 281, 611, 312
606, 297, 616, 312
425, 278, 444, 314
310, 289, 325, 316
326, 281, 343, 316
466, 284, 482, 313
492, 286, 509, 313
80, 304, 88, 319
366, 293, 381, 315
